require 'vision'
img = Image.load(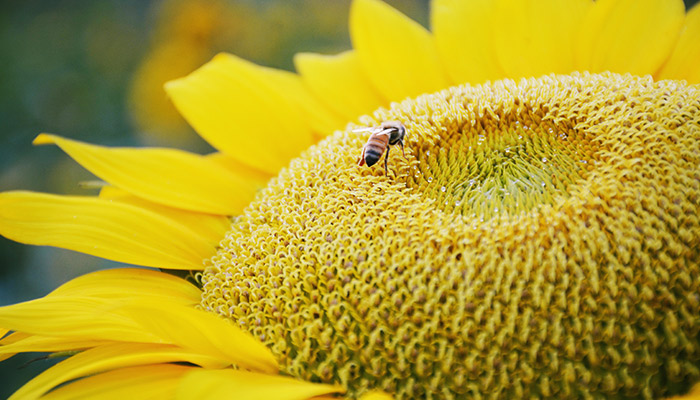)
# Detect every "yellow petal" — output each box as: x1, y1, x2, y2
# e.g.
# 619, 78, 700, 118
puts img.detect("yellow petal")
256, 64, 345, 141
206, 152, 272, 186
575, 0, 685, 75
658, 4, 700, 83
166, 53, 318, 174
39, 364, 190, 400
12, 343, 227, 400
0, 293, 275, 373
99, 186, 229, 246
34, 133, 257, 215
0, 296, 277, 373
48, 268, 201, 304
493, 0, 591, 79
294, 51, 385, 121
177, 369, 344, 400
431, 0, 504, 84
0, 297, 157, 343
123, 303, 278, 374
0, 331, 28, 344
0, 295, 276, 375
350, 0, 448, 100
0, 191, 214, 270
1, 335, 107, 355
0, 331, 24, 361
